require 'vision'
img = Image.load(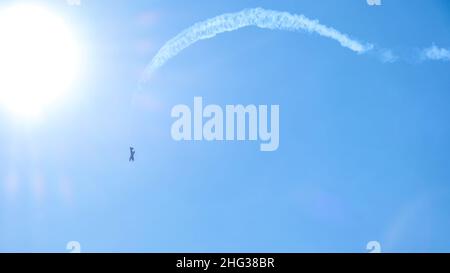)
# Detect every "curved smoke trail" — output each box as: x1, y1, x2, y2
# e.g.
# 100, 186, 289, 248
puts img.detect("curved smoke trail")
141, 7, 373, 82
